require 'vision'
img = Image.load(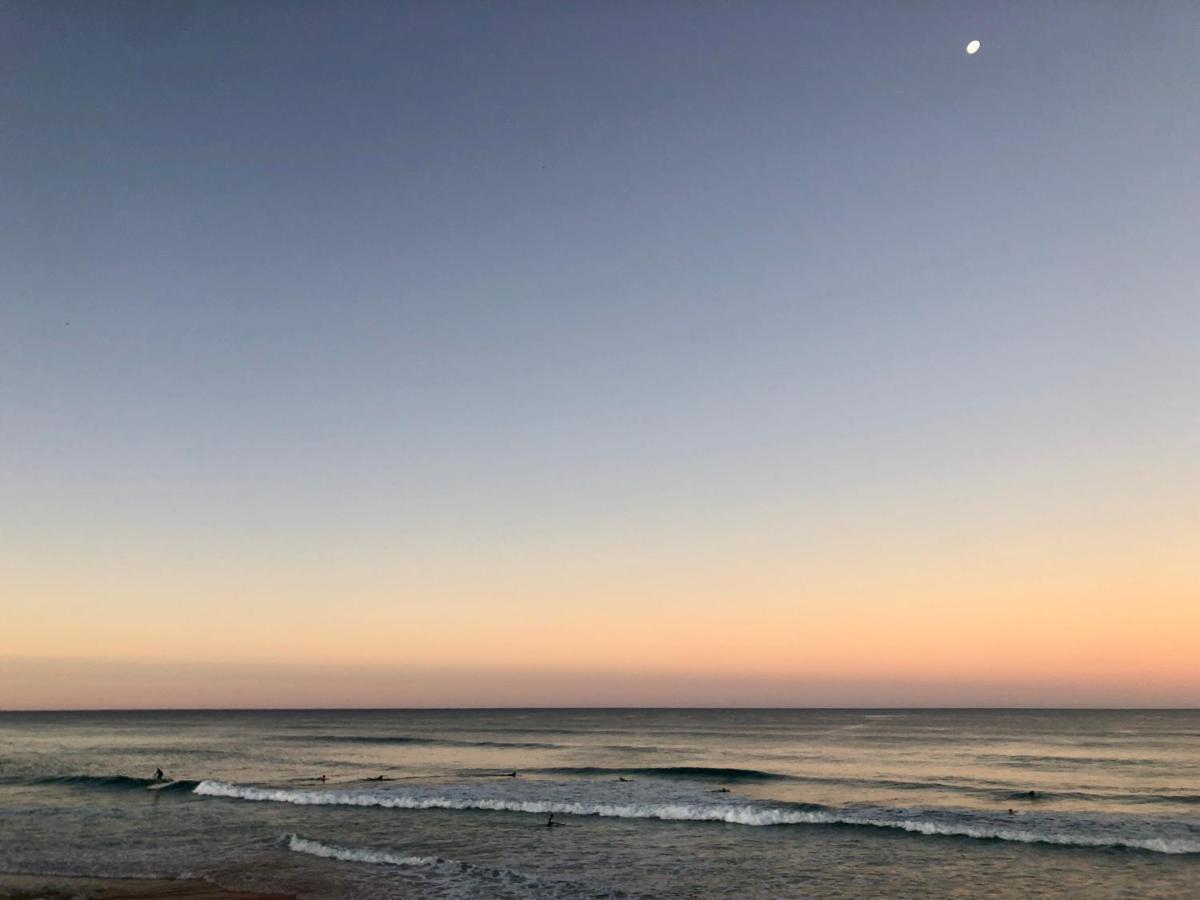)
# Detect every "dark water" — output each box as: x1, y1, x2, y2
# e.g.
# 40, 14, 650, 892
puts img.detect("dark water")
1, 709, 1198, 897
